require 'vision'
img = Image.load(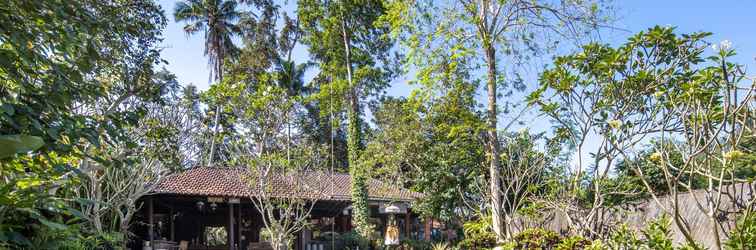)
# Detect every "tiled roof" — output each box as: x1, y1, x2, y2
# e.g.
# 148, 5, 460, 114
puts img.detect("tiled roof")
152, 167, 422, 202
